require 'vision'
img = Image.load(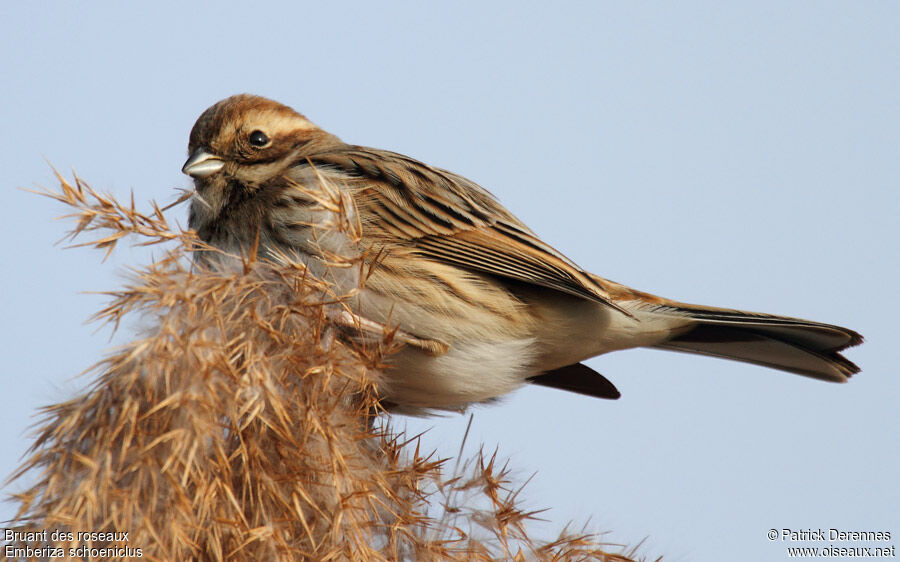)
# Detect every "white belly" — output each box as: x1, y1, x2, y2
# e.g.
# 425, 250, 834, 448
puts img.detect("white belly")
378, 337, 538, 414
